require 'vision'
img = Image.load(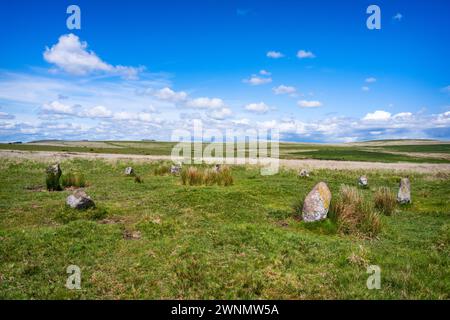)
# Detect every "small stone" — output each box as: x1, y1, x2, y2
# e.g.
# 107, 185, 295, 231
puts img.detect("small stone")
214, 164, 221, 172
299, 169, 310, 177
302, 182, 332, 222
123, 230, 141, 240
358, 175, 368, 187
171, 165, 182, 174
397, 177, 411, 204
124, 167, 134, 175
66, 189, 95, 210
